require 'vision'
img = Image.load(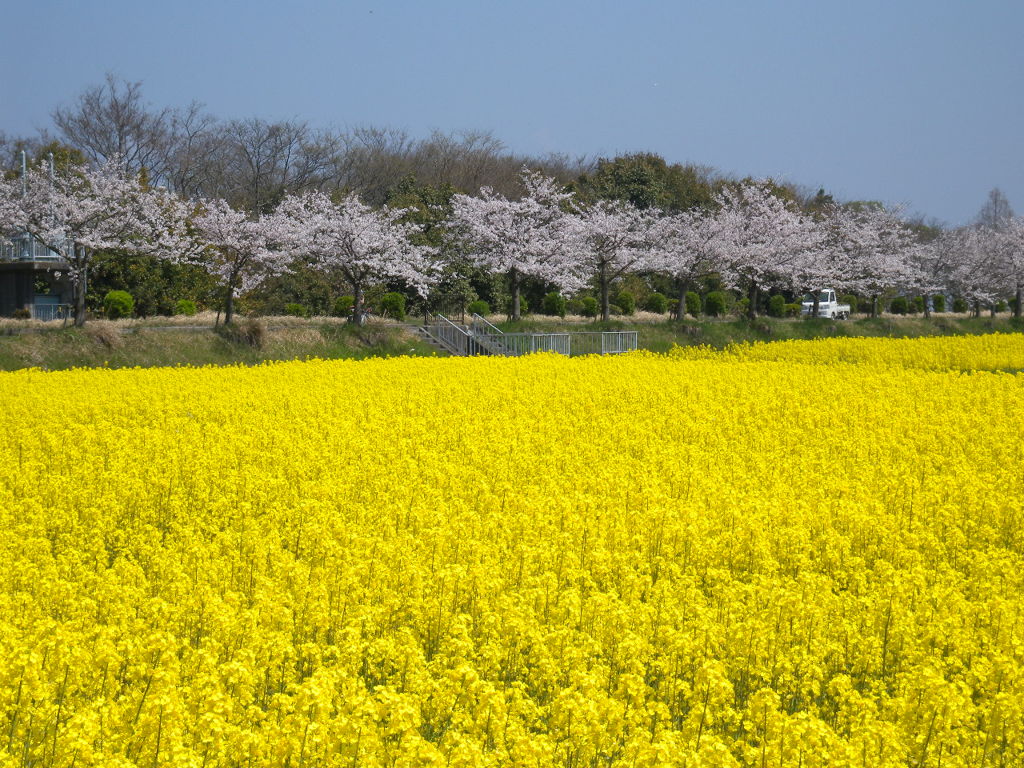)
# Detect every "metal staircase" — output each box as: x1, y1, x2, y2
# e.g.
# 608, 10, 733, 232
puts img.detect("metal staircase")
415, 313, 639, 358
